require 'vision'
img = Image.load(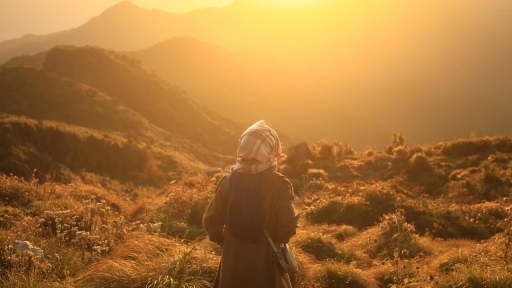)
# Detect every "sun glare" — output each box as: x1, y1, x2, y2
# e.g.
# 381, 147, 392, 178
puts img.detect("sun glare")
257, 0, 331, 9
